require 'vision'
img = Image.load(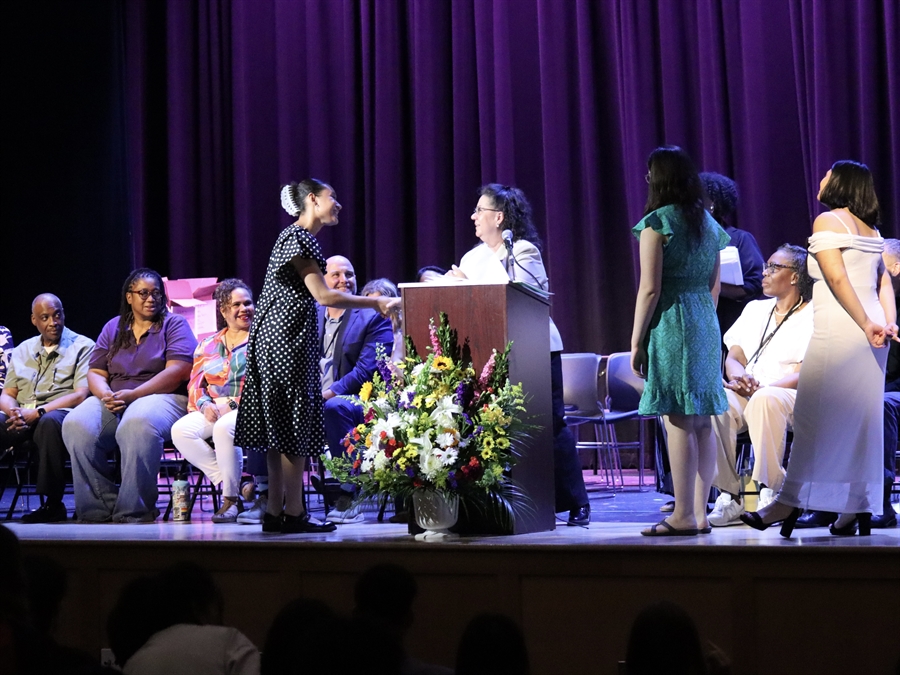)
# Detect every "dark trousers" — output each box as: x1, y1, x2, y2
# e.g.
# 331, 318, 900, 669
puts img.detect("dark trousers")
324, 396, 364, 461
551, 351, 589, 512
883, 393, 899, 507
0, 409, 70, 502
